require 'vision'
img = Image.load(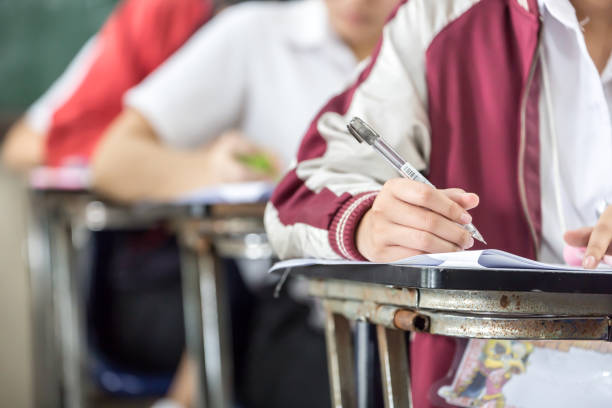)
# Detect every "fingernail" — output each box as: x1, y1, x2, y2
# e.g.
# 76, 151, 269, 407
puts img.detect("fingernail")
460, 213, 472, 224
464, 237, 474, 249
583, 255, 596, 269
